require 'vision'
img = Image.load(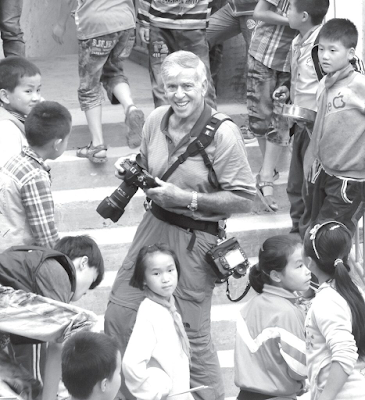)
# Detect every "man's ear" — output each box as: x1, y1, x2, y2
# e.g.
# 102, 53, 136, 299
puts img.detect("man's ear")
0, 88, 10, 104
269, 270, 282, 283
201, 79, 208, 97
